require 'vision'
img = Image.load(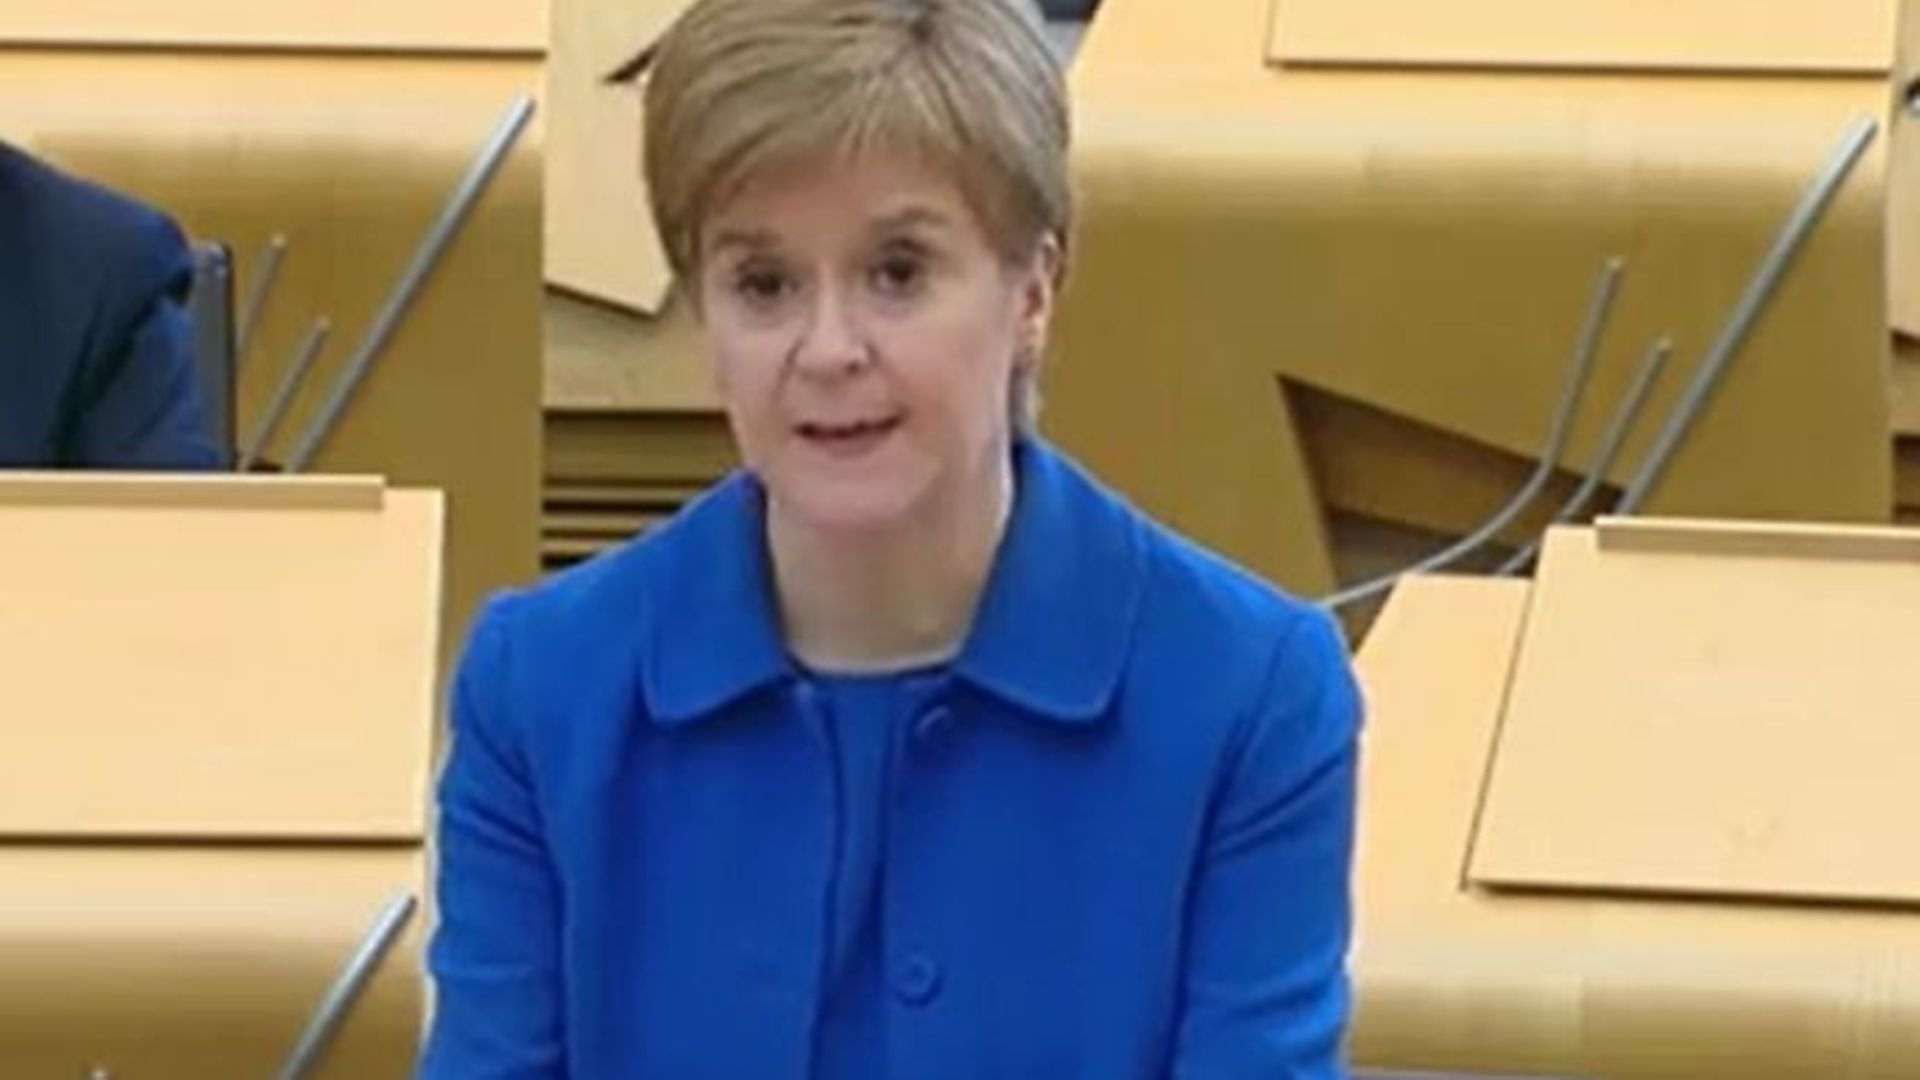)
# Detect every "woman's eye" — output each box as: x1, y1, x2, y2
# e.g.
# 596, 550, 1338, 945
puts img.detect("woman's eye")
871, 253, 926, 297
732, 267, 793, 305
